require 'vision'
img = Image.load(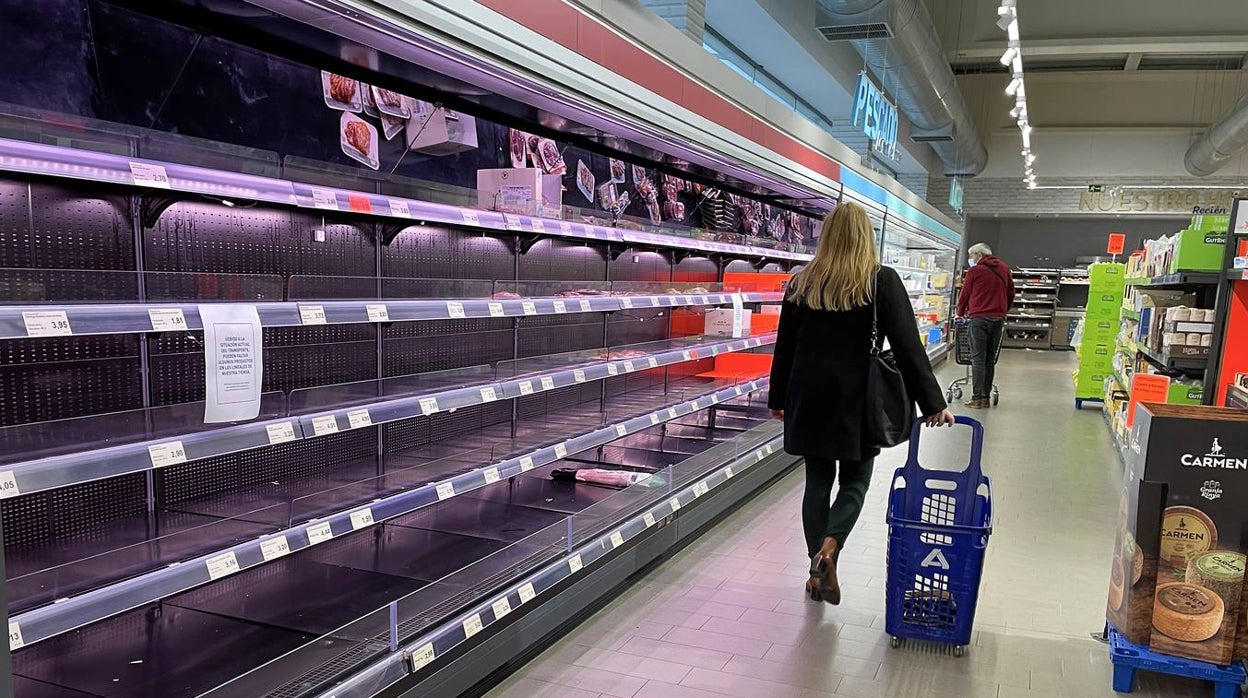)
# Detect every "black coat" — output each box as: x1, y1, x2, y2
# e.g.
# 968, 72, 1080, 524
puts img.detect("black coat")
768, 266, 947, 461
